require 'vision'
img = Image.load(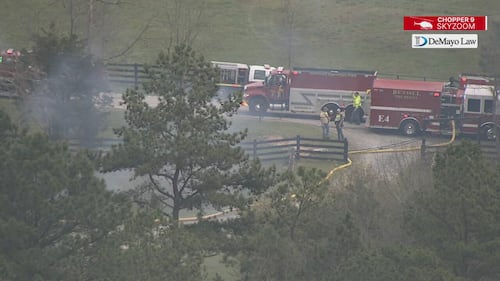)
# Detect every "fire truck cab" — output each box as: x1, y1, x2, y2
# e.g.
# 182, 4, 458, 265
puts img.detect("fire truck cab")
0, 49, 21, 63
0, 49, 21, 76
211, 61, 274, 100
443, 75, 500, 140
0, 49, 22, 94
